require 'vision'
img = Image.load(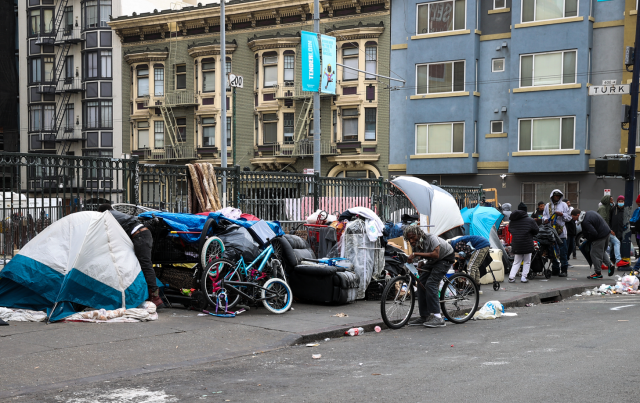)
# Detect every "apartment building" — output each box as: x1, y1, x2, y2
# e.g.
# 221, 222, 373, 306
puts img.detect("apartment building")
390, 0, 628, 209
108, 0, 391, 178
